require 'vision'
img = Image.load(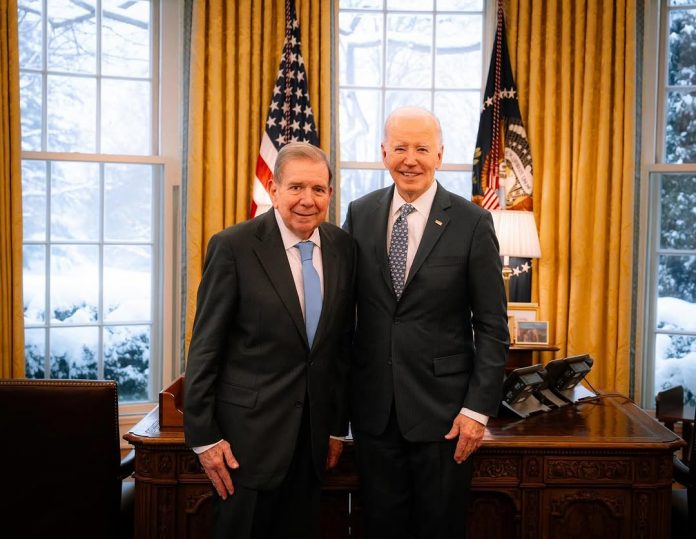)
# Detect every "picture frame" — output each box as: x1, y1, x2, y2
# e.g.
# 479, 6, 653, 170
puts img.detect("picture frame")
507, 315, 518, 344
515, 320, 549, 345
508, 302, 538, 322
